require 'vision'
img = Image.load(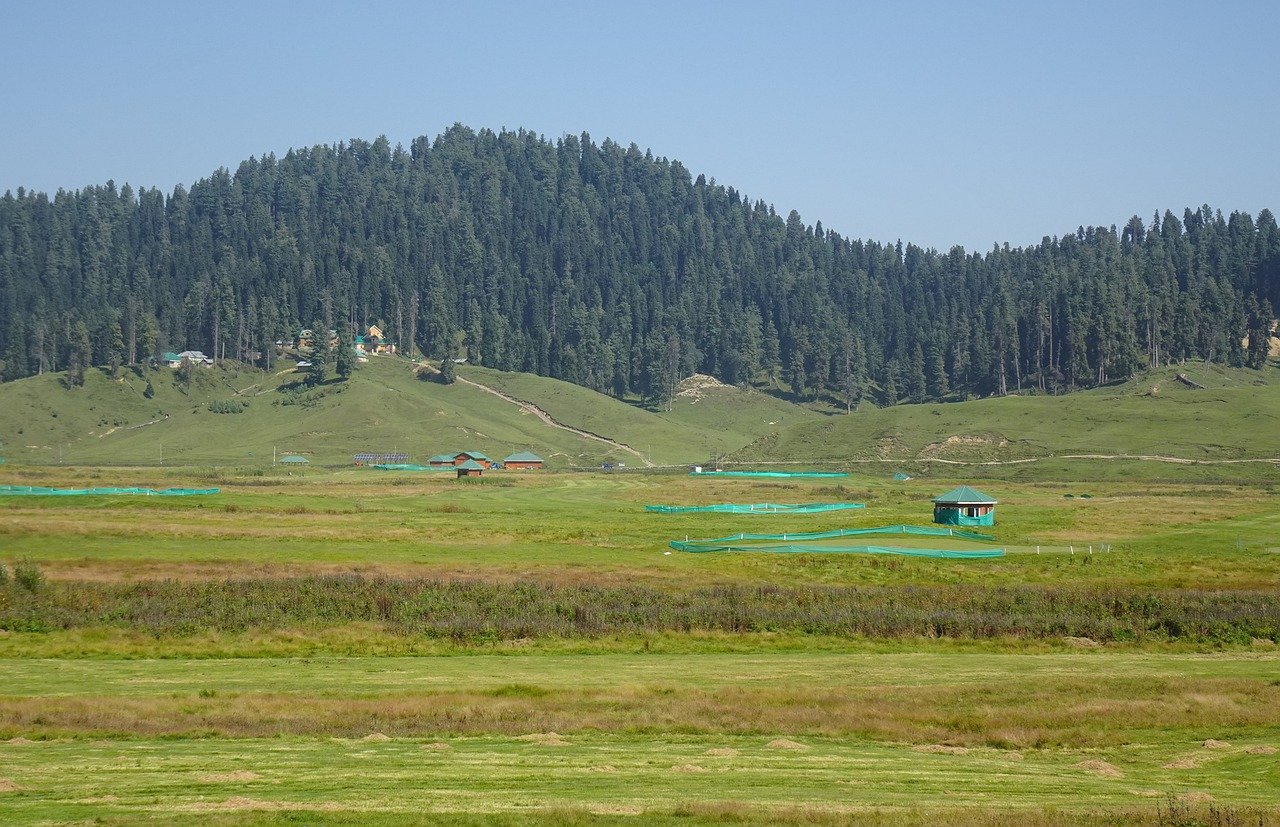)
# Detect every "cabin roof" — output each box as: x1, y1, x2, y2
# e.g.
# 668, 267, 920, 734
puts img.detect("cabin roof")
932, 485, 996, 504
